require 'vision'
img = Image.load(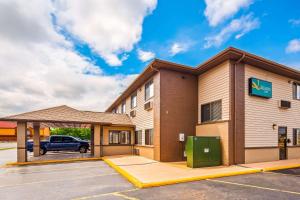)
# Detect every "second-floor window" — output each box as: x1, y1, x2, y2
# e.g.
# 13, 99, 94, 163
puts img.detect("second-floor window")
293, 83, 300, 100
131, 93, 137, 108
201, 100, 222, 123
145, 80, 154, 100
121, 102, 126, 114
